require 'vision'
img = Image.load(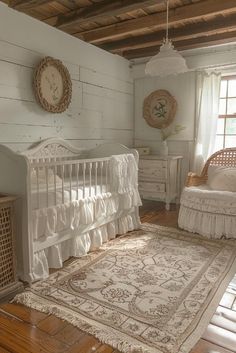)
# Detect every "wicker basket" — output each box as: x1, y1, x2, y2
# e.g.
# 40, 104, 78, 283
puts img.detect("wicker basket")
0, 194, 23, 302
